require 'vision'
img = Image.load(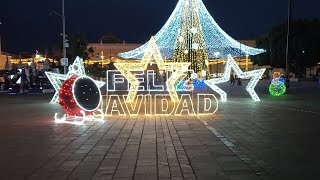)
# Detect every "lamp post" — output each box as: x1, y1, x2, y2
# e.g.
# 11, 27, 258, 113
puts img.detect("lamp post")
51, 0, 67, 74
214, 52, 220, 78
0, 21, 2, 64
285, 0, 292, 78
245, 54, 249, 71
62, 0, 67, 74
